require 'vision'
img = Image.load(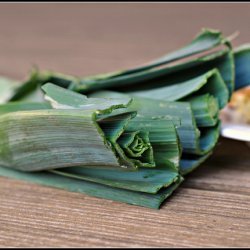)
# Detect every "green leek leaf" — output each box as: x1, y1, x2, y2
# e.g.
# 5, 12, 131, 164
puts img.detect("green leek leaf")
234, 44, 250, 90
51, 165, 179, 194
127, 69, 229, 109
180, 152, 213, 175
0, 166, 183, 209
